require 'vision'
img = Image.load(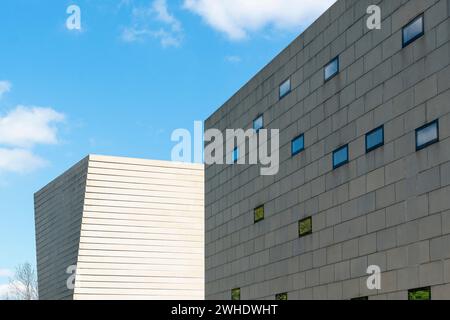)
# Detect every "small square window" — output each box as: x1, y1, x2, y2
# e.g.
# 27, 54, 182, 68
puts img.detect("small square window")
333, 145, 349, 169
291, 134, 305, 156
279, 78, 291, 99
324, 57, 339, 81
253, 115, 264, 132
254, 205, 264, 223
416, 120, 439, 151
231, 288, 241, 301
408, 287, 431, 300
232, 147, 239, 163
275, 293, 288, 300
298, 217, 312, 237
366, 126, 384, 153
402, 14, 424, 47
